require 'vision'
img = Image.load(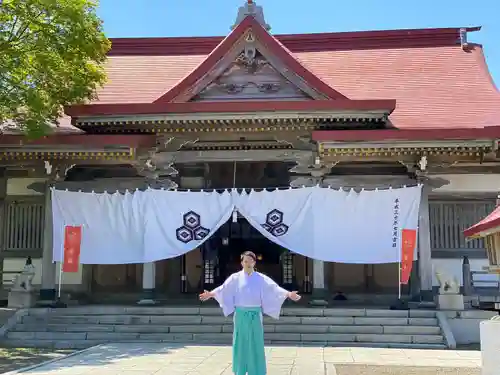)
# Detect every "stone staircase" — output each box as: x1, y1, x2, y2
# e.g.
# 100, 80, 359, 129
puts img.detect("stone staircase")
1, 306, 447, 349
